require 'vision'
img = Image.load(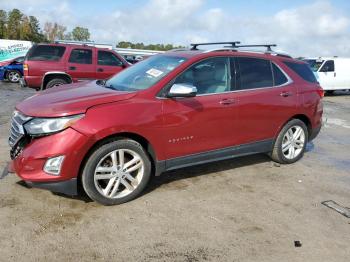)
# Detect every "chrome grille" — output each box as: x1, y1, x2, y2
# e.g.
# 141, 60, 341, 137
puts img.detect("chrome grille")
8, 111, 32, 147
